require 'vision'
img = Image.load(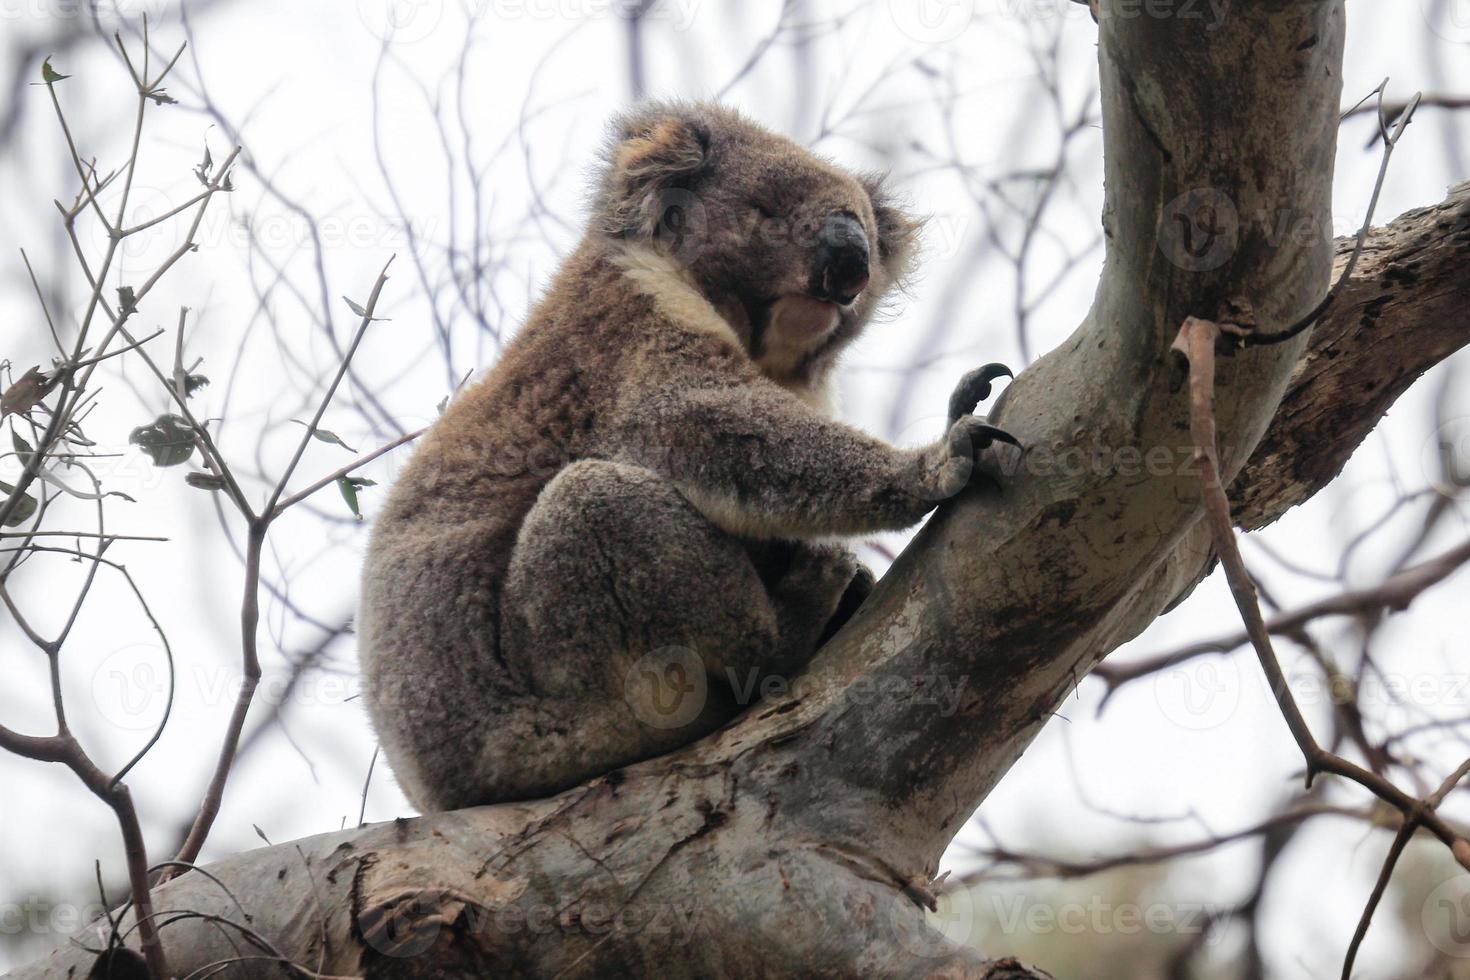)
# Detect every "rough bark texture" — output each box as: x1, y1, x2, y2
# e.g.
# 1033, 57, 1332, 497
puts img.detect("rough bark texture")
14, 3, 1470, 978
1232, 179, 1470, 530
